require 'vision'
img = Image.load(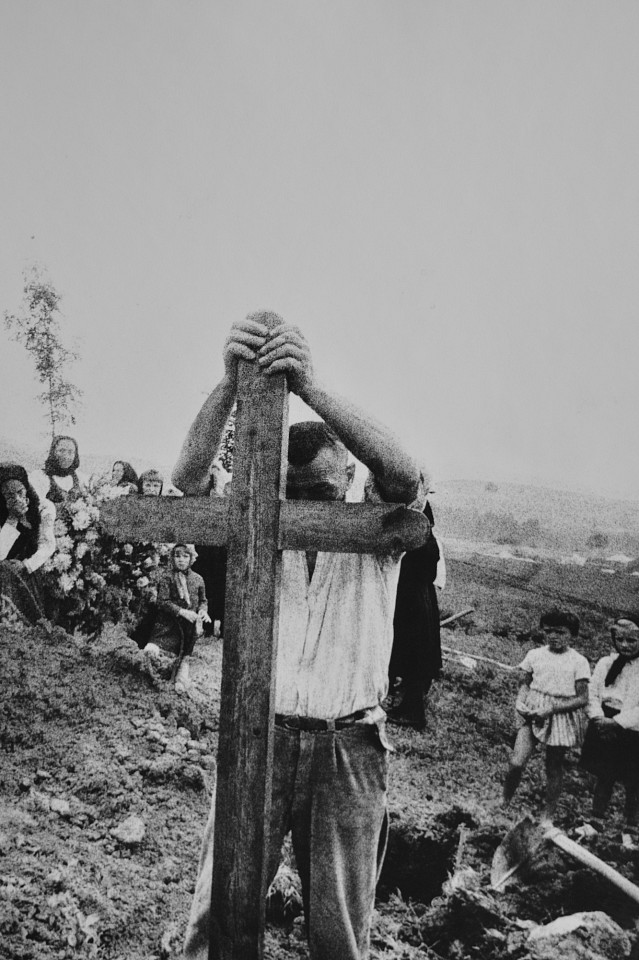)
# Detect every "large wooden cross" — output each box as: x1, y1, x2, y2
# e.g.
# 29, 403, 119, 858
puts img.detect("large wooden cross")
100, 318, 429, 960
